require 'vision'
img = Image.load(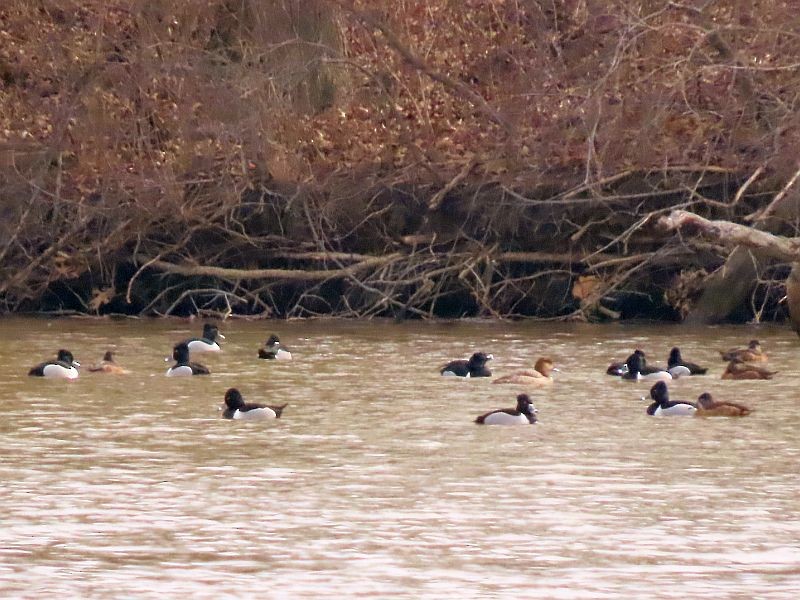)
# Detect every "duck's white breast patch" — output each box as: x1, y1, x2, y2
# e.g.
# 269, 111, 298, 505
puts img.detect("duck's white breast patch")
234, 407, 277, 420
482, 412, 529, 425
655, 404, 697, 416
187, 341, 220, 352
42, 364, 79, 379
166, 365, 195, 377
